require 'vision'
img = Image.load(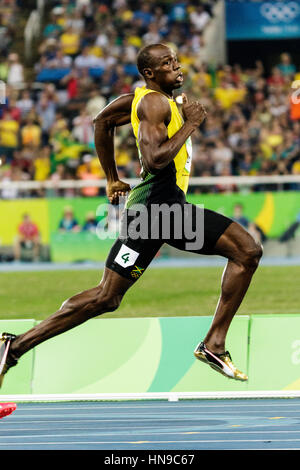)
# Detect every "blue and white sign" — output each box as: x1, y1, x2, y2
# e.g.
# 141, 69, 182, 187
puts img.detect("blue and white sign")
226, 0, 300, 40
